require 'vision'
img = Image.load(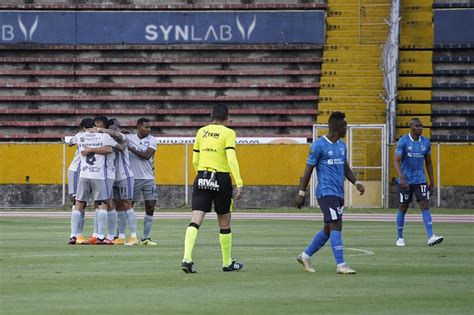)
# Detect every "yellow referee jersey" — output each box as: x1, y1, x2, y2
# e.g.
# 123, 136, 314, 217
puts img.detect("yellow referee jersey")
193, 124, 243, 187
